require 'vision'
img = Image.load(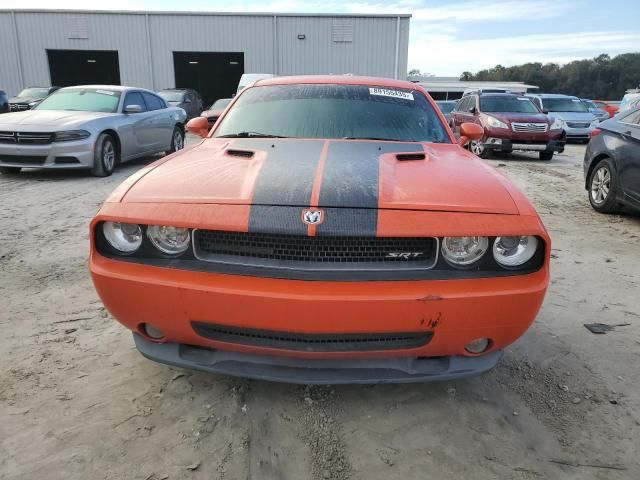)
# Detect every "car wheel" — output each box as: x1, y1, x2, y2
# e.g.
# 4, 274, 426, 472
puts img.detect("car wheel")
168, 126, 185, 153
588, 158, 620, 214
468, 139, 488, 158
539, 151, 554, 161
0, 167, 21, 174
91, 133, 117, 177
